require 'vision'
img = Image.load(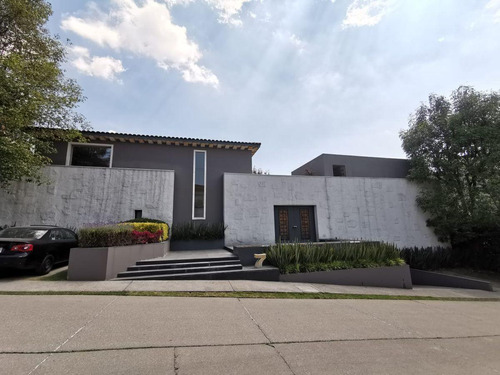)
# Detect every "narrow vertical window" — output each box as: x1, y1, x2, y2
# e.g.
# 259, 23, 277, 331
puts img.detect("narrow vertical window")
192, 150, 206, 219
